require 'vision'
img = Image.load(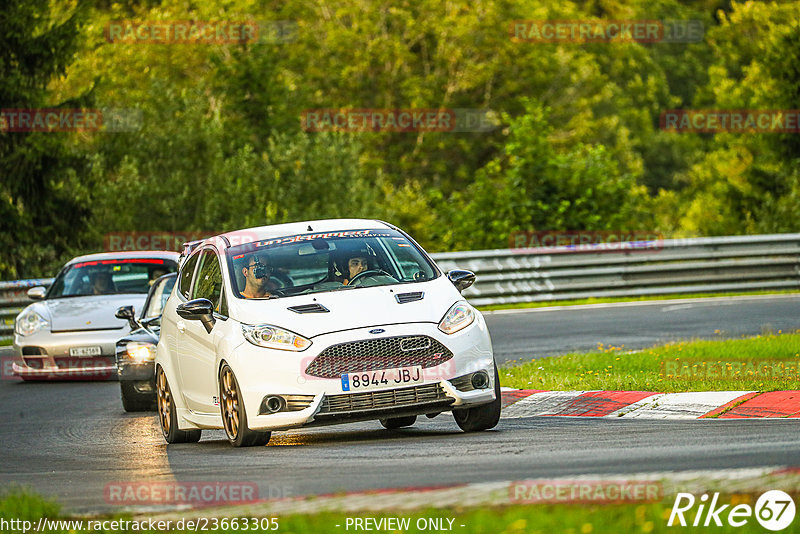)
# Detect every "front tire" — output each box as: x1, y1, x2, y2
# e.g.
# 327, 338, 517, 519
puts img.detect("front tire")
380, 416, 417, 429
453, 366, 501, 432
156, 367, 201, 443
219, 364, 271, 447
121, 381, 156, 412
